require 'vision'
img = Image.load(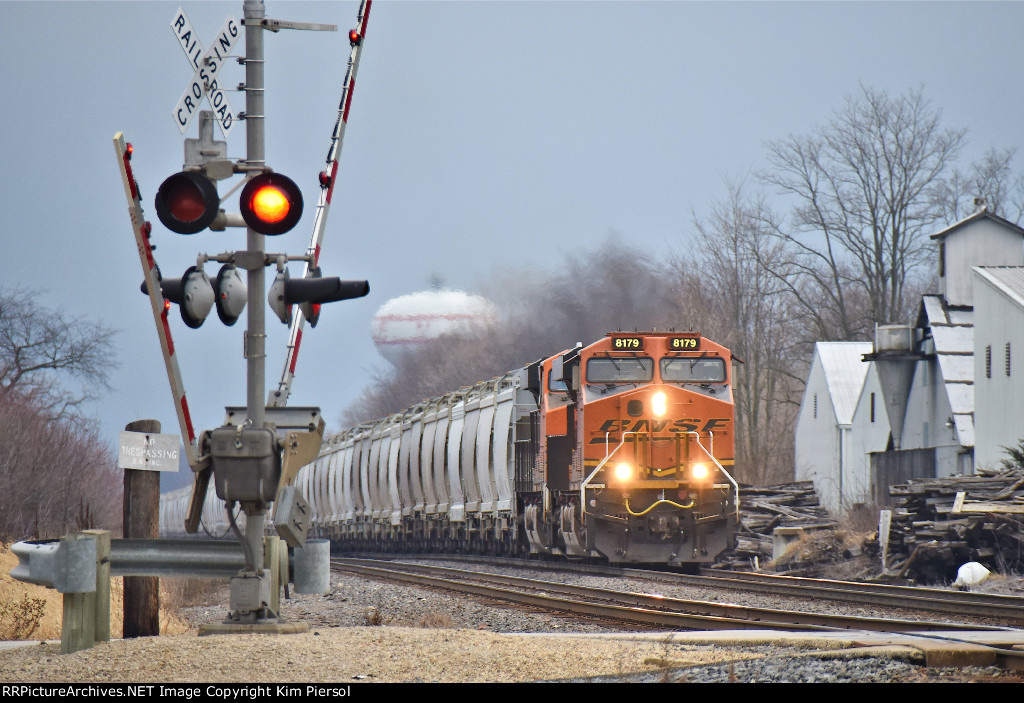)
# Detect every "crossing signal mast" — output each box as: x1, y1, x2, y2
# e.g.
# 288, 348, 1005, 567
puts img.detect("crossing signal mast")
115, 0, 373, 630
